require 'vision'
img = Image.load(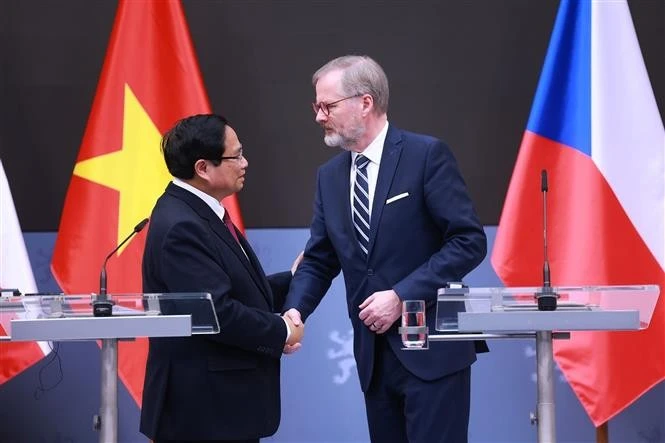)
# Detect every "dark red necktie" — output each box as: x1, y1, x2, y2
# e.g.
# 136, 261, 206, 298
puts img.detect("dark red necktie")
222, 211, 241, 245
